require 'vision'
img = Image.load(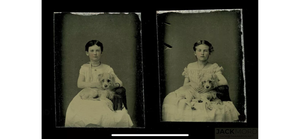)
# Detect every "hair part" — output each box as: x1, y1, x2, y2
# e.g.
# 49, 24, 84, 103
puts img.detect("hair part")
193, 40, 214, 54
85, 40, 104, 53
